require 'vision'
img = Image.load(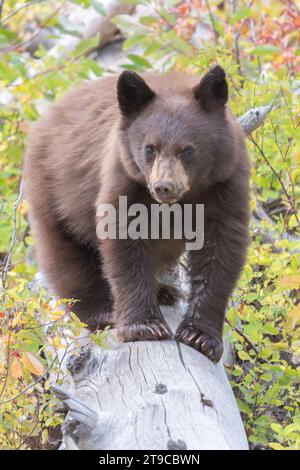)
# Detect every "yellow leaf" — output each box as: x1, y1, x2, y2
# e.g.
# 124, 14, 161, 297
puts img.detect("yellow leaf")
19, 200, 28, 216
22, 352, 45, 377
289, 214, 298, 229
287, 305, 300, 329
11, 357, 23, 379
53, 336, 62, 348
42, 429, 48, 445
279, 275, 300, 289
291, 169, 300, 182
44, 378, 51, 390
292, 151, 300, 164
7, 271, 16, 277
19, 121, 29, 133
50, 309, 65, 321
271, 341, 289, 351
